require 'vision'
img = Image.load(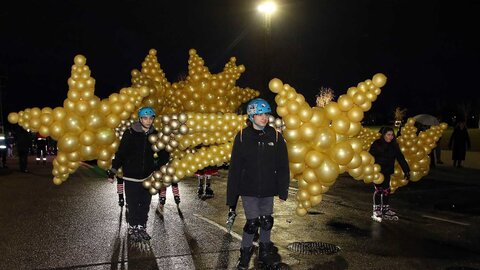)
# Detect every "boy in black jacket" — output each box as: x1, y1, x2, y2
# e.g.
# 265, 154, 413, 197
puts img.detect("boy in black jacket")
227, 98, 289, 269
107, 107, 169, 242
